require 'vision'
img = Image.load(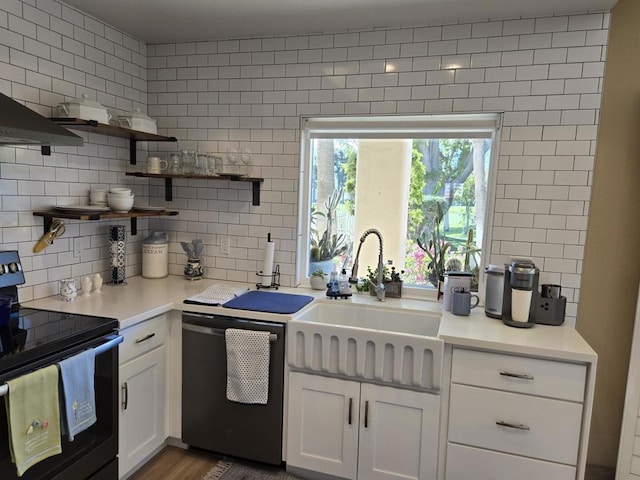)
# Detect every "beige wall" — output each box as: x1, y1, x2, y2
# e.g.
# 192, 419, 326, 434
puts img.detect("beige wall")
578, 0, 640, 467
354, 140, 412, 272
